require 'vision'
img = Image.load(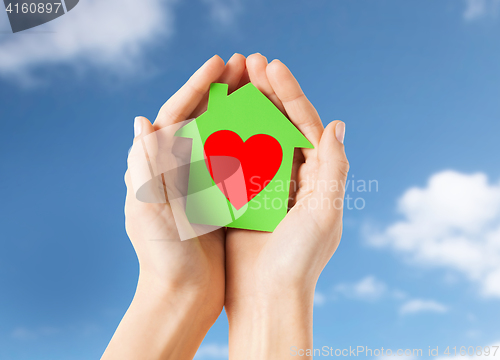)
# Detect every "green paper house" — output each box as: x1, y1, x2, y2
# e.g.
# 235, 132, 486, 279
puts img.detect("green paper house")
175, 83, 313, 232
